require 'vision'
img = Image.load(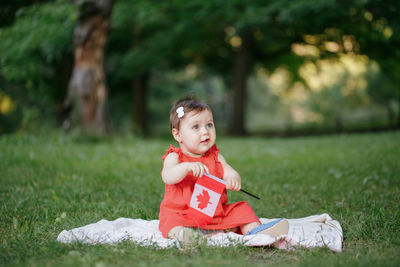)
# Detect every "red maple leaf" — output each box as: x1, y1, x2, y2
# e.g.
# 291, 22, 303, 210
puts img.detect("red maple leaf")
196, 189, 212, 209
